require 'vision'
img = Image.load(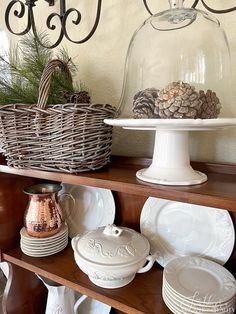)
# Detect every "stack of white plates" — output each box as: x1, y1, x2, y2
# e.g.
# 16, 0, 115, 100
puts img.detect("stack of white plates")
20, 224, 68, 257
163, 256, 236, 314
